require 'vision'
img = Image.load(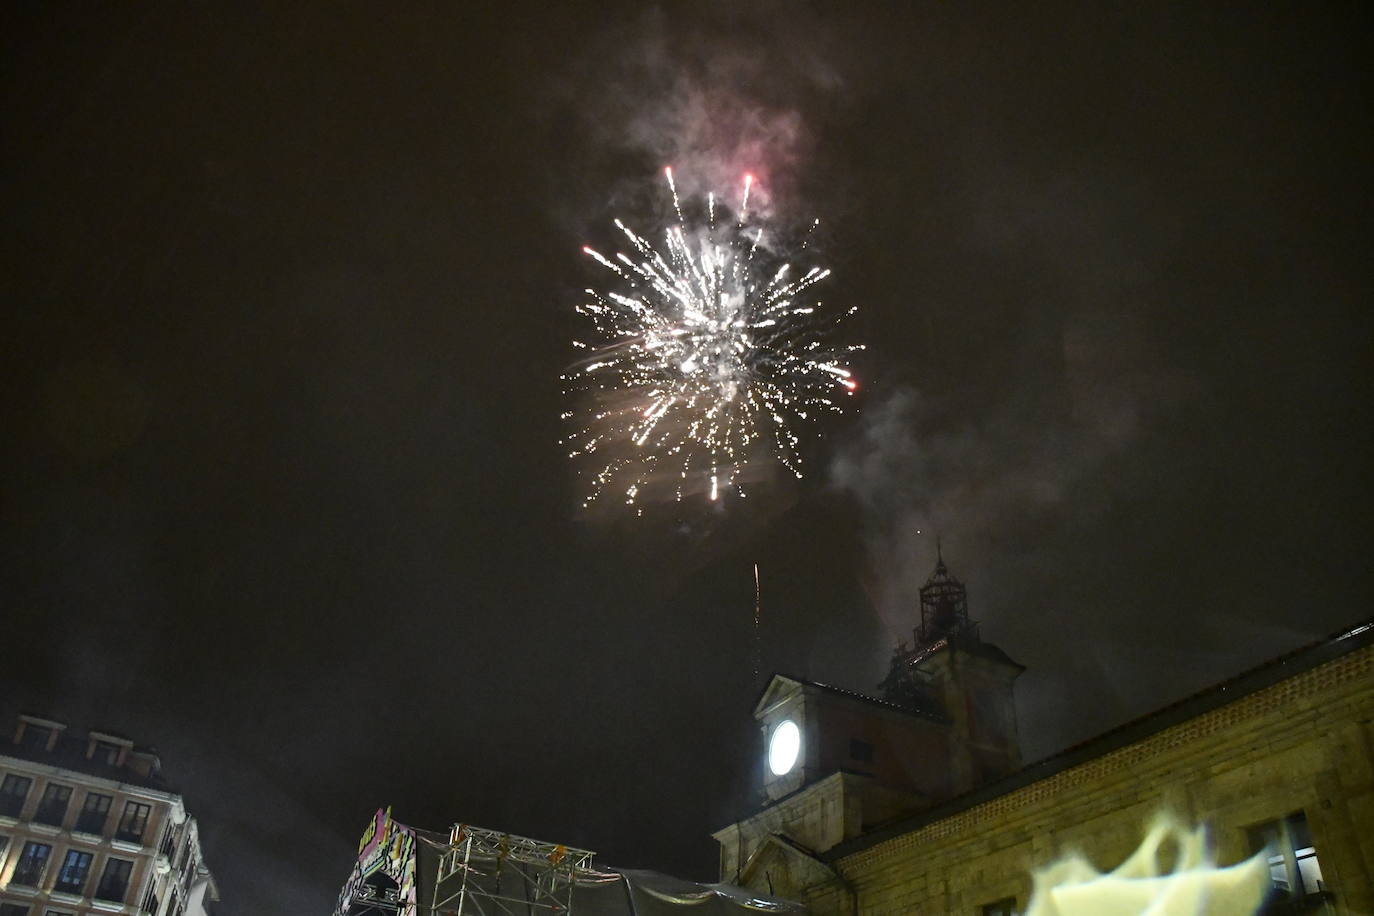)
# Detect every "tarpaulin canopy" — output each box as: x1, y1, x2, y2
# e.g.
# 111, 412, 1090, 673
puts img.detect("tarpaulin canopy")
569, 867, 806, 915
